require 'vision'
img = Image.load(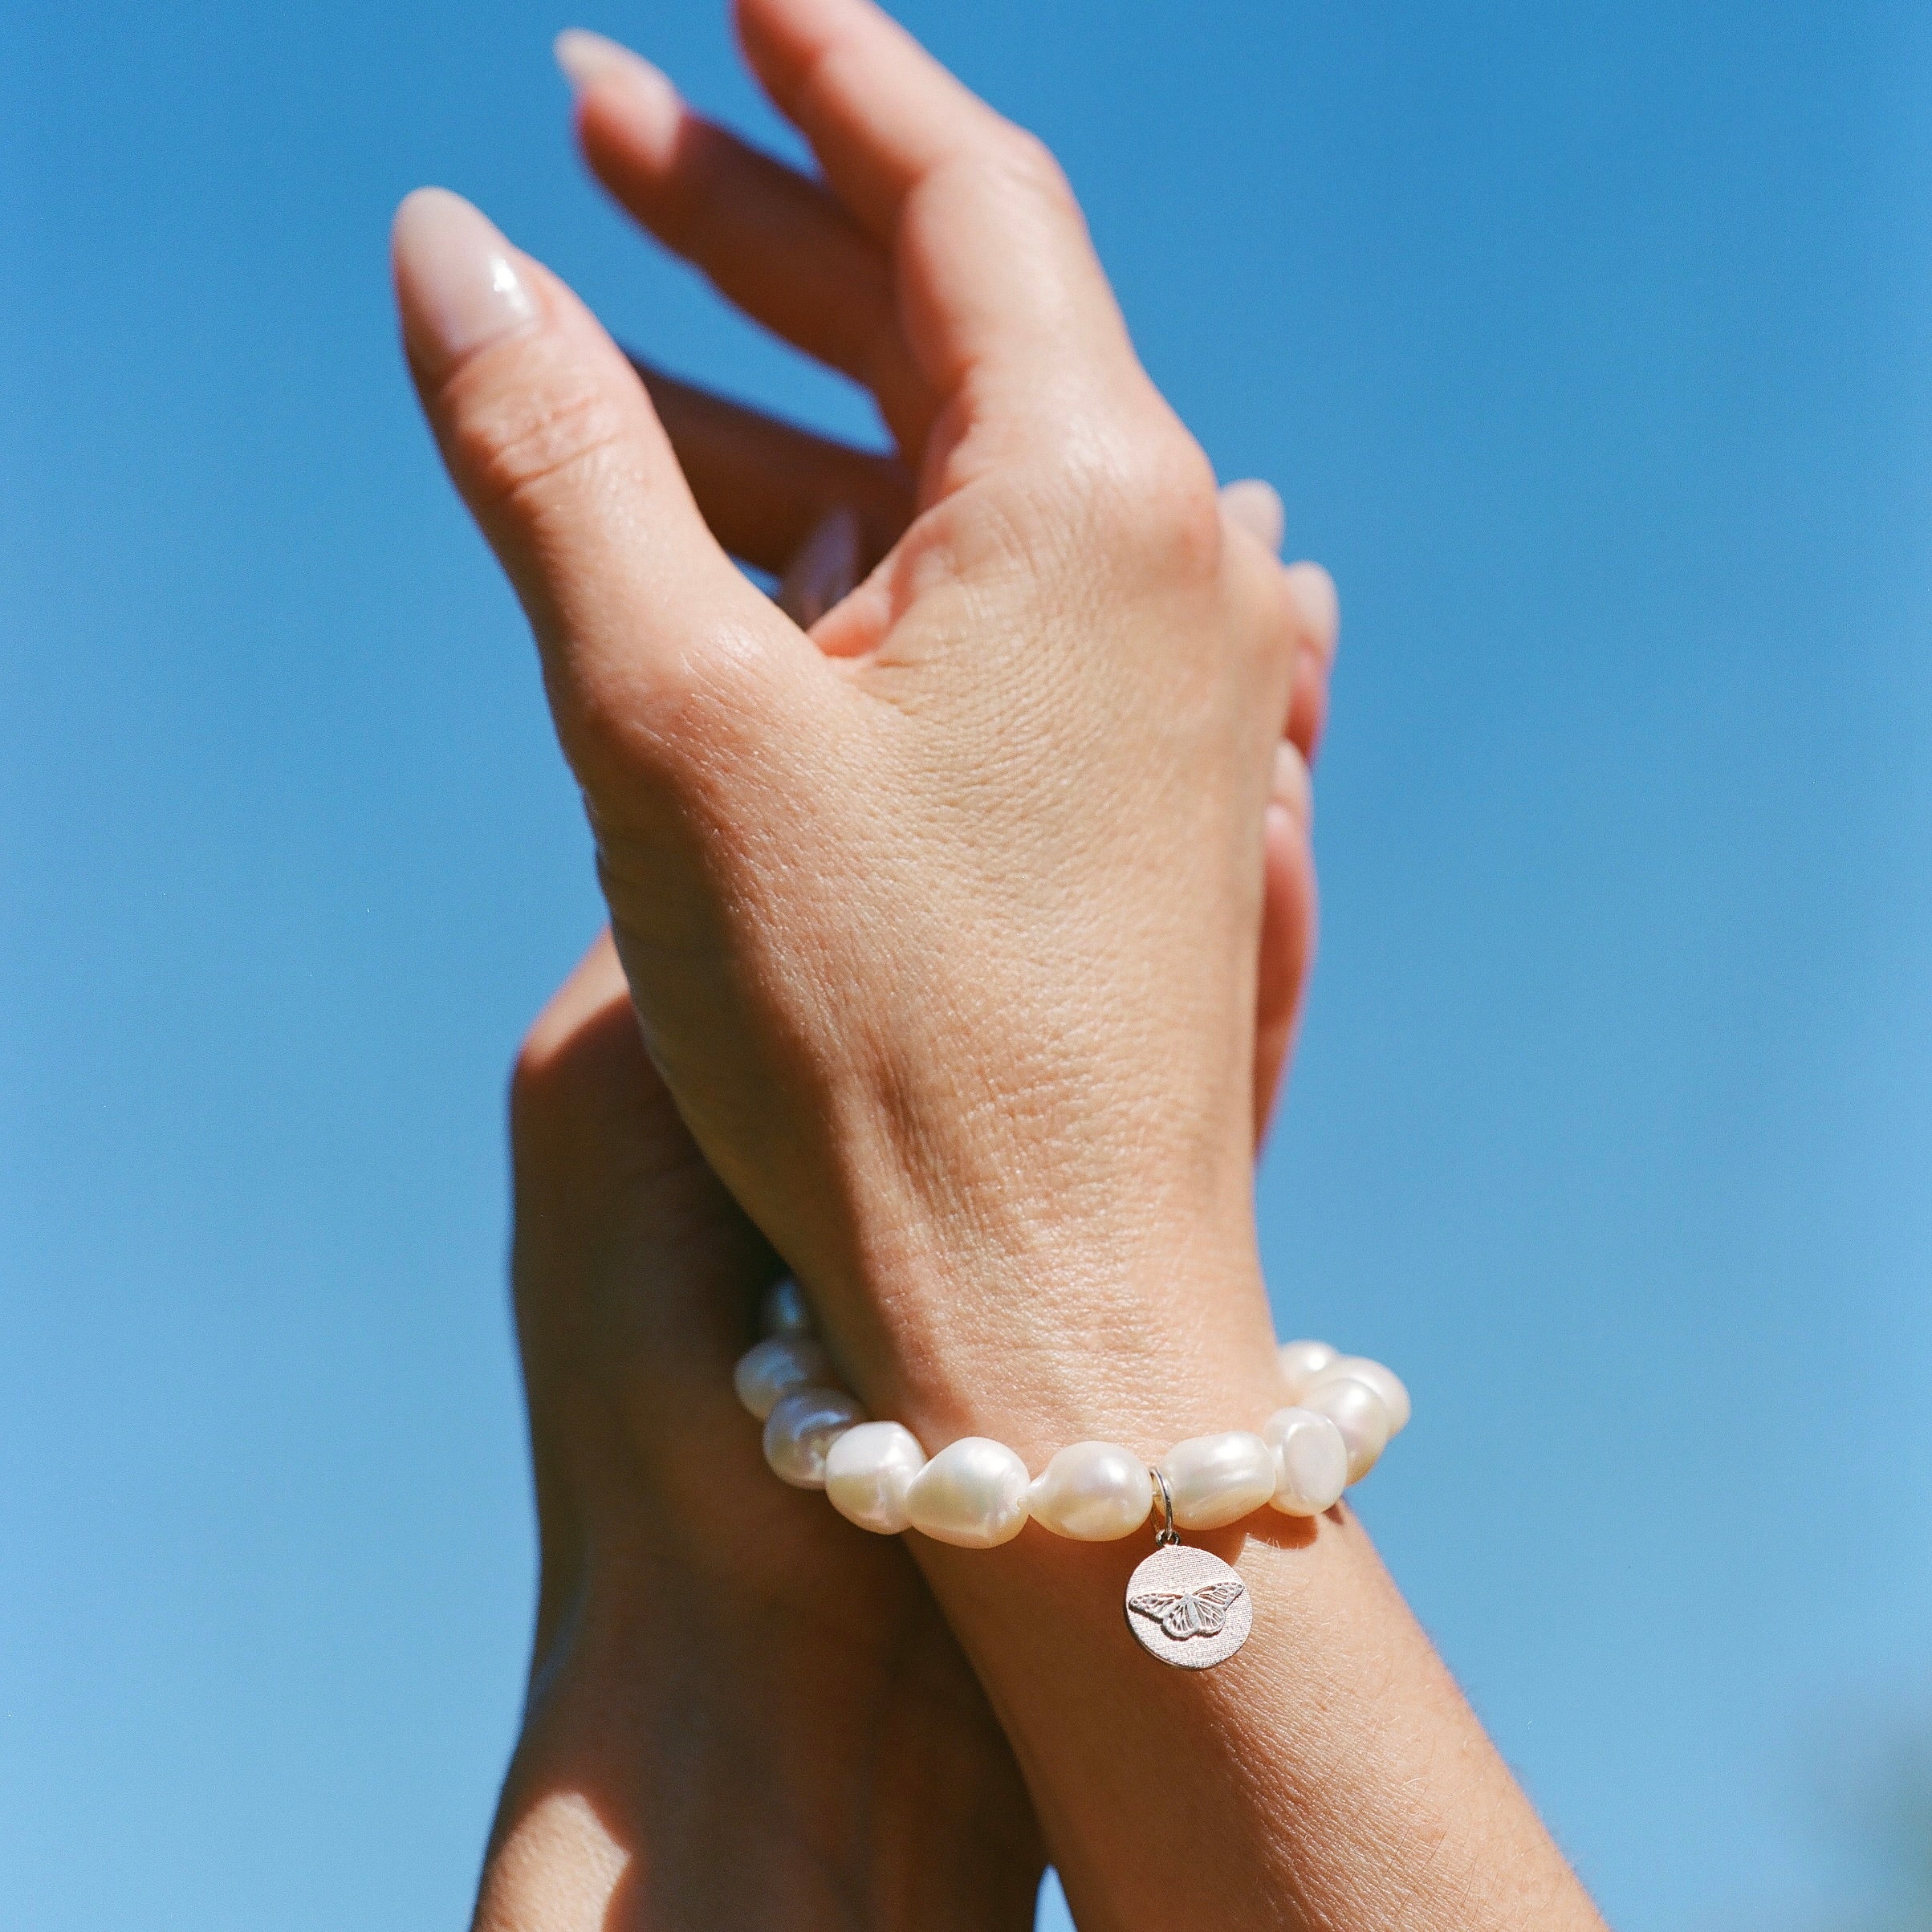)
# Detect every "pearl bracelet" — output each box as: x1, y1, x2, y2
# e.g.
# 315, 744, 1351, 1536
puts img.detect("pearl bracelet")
736, 1281, 1409, 1668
